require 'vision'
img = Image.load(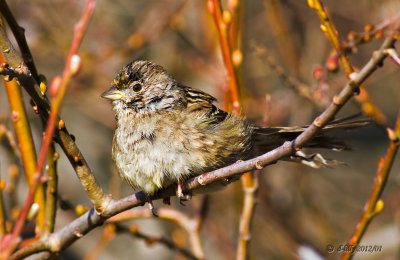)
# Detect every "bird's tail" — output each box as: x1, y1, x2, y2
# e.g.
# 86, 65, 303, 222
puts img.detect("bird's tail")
253, 117, 369, 168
